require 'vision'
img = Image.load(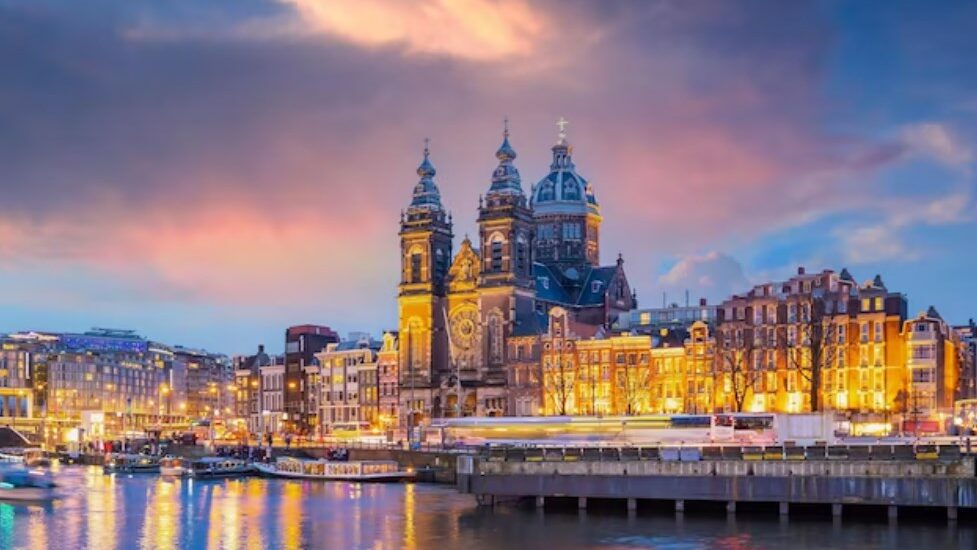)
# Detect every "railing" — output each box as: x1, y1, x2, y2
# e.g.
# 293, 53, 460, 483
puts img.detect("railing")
476, 442, 969, 464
